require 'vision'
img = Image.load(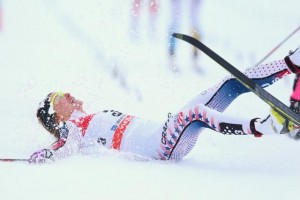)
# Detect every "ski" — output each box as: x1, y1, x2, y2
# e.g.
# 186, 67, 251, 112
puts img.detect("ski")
172, 33, 300, 127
